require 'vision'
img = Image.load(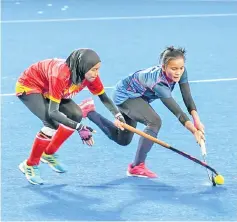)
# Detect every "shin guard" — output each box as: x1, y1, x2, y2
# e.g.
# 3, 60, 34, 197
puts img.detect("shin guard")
27, 133, 51, 166
44, 124, 75, 155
